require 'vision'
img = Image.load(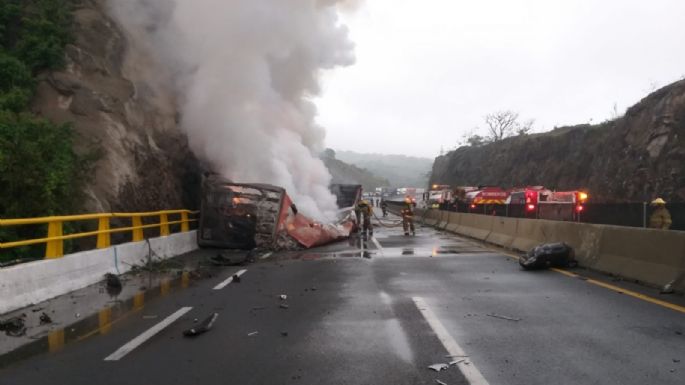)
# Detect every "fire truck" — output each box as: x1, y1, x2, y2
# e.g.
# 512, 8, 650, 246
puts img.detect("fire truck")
465, 186, 509, 213
428, 184, 452, 208
507, 186, 588, 221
